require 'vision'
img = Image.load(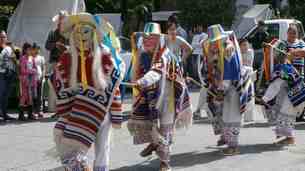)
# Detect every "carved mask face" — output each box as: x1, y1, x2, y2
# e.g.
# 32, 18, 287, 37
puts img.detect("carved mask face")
73, 24, 95, 50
